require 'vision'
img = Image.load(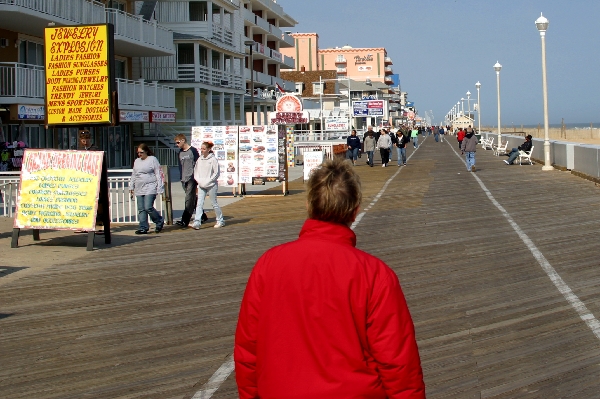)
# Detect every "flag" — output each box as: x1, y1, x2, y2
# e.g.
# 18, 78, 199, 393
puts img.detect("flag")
275, 82, 286, 93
